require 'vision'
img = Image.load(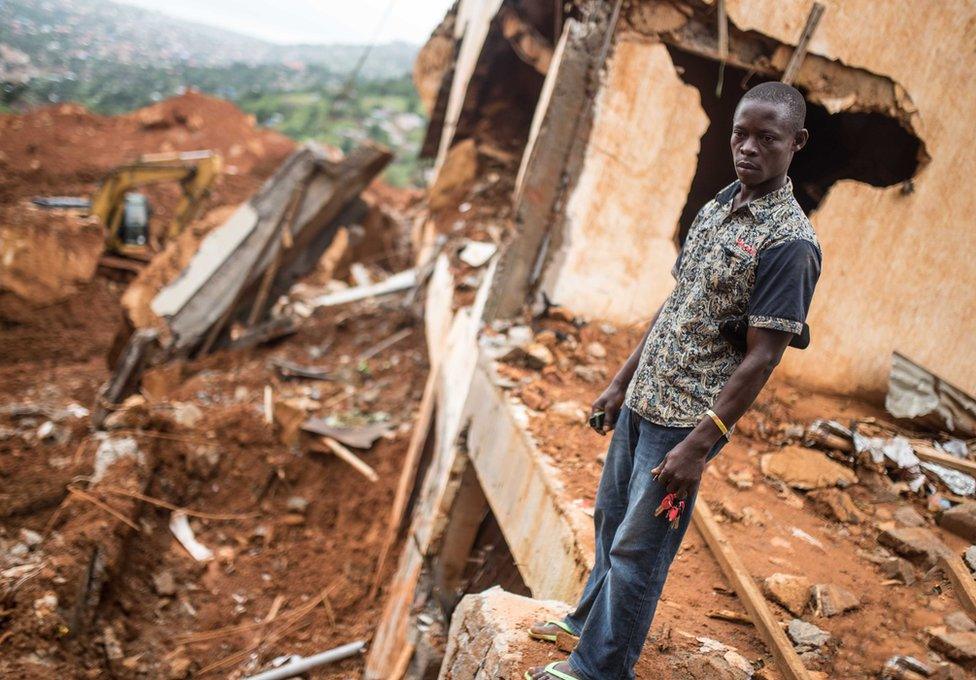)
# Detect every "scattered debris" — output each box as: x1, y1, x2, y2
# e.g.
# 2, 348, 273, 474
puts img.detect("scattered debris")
316, 437, 379, 483
169, 511, 213, 562
301, 419, 391, 449
937, 503, 976, 542
887, 352, 976, 437
151, 142, 391, 355
806, 488, 865, 523
152, 570, 177, 597
787, 619, 831, 648
763, 573, 811, 616
965, 546, 976, 573
878, 526, 953, 565
458, 239, 497, 268
241, 640, 366, 680
810, 584, 860, 617
760, 446, 858, 490
927, 627, 976, 669
301, 268, 417, 310
92, 436, 143, 484
881, 557, 917, 585
271, 358, 332, 381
